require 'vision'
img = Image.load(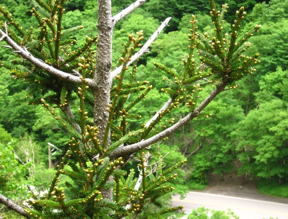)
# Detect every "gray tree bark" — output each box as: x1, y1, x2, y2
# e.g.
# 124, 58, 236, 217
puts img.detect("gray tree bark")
93, 0, 113, 144
93, 0, 114, 201
0, 194, 30, 218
